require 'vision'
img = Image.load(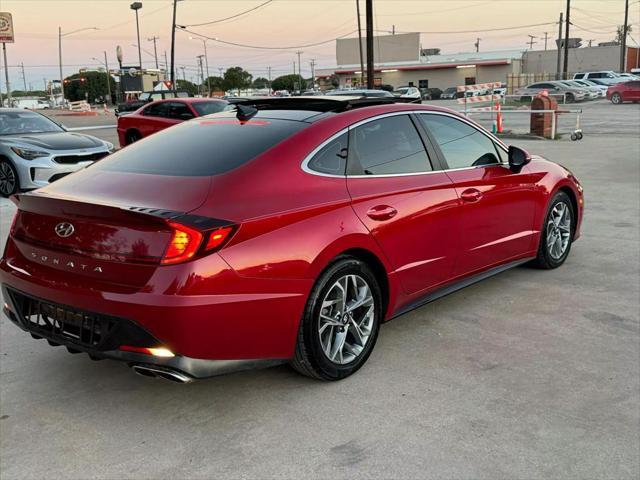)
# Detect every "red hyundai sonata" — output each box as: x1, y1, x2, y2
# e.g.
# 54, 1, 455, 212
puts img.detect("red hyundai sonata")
1, 97, 584, 382
117, 97, 230, 146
